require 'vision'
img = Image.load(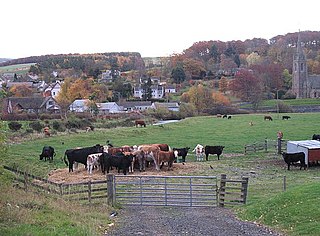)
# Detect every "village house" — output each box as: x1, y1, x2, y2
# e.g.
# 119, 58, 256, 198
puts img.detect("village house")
3, 96, 60, 114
